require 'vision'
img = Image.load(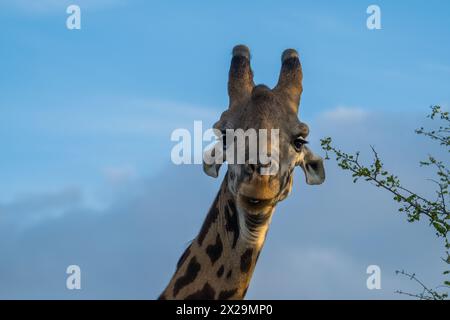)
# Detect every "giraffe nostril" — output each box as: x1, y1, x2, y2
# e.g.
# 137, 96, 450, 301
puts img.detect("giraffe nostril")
257, 163, 269, 175
245, 164, 256, 174
244, 161, 273, 176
